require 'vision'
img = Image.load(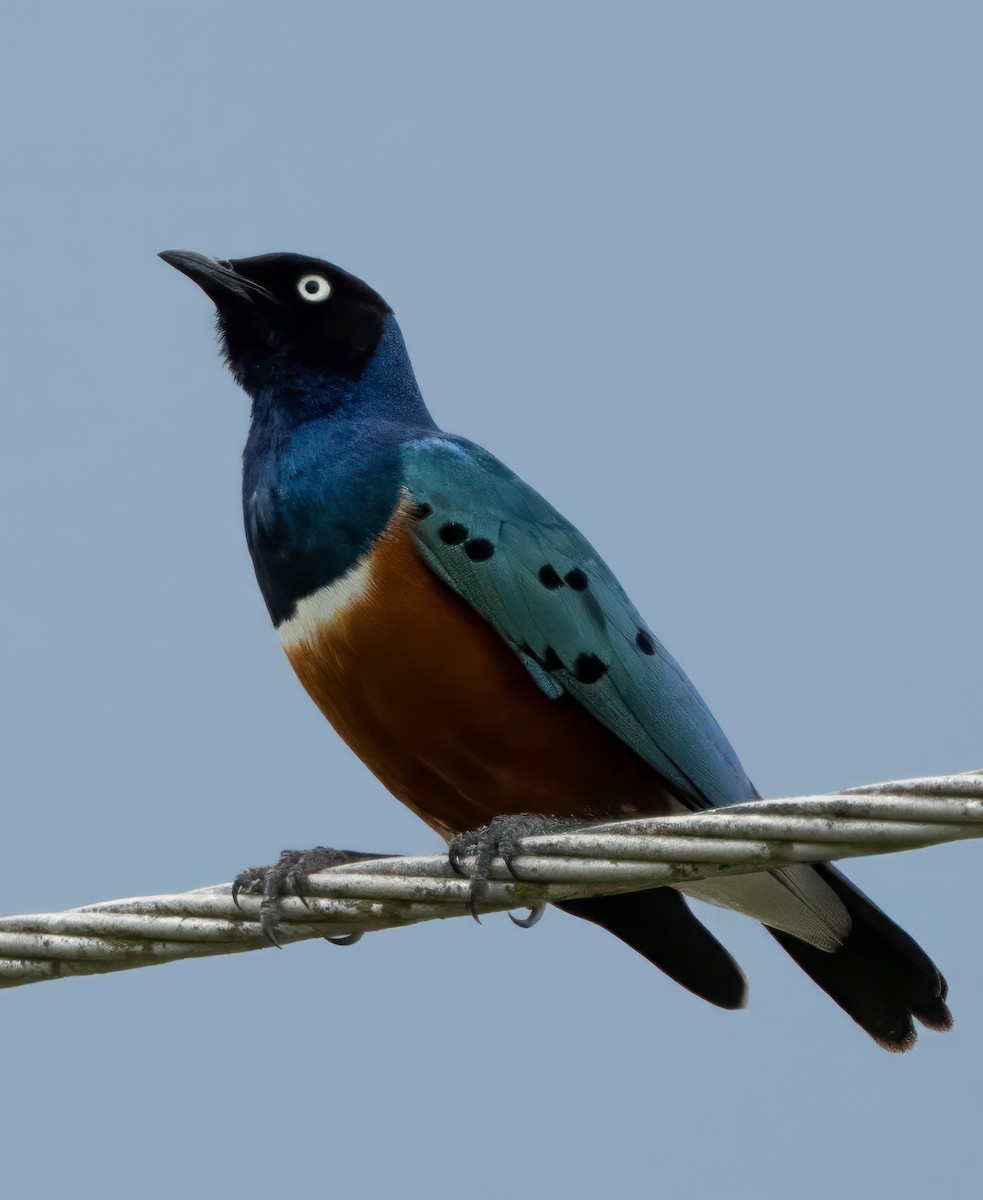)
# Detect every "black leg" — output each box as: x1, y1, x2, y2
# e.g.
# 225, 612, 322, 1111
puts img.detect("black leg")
448, 813, 585, 921
232, 846, 398, 947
